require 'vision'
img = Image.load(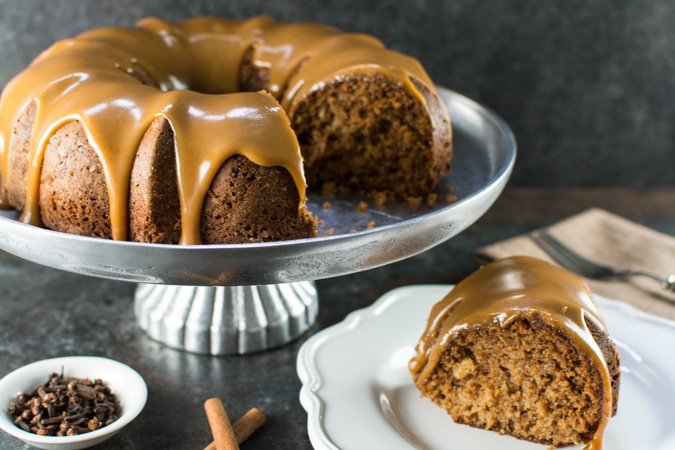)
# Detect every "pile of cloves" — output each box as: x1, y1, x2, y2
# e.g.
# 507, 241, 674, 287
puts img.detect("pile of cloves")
7, 371, 119, 436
